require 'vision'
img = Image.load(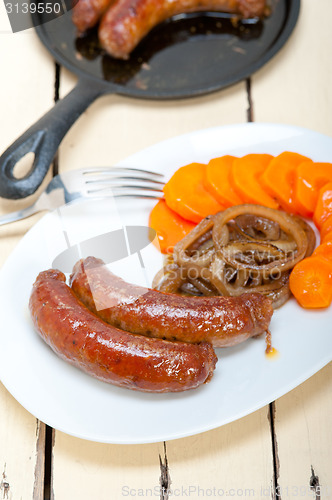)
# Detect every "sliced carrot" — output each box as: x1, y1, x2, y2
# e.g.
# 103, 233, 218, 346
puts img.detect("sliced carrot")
231, 154, 278, 209
313, 242, 332, 263
289, 256, 332, 309
322, 232, 332, 244
163, 163, 224, 223
149, 200, 196, 254
204, 155, 243, 207
313, 182, 332, 229
260, 151, 310, 213
320, 214, 332, 241
294, 161, 332, 217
